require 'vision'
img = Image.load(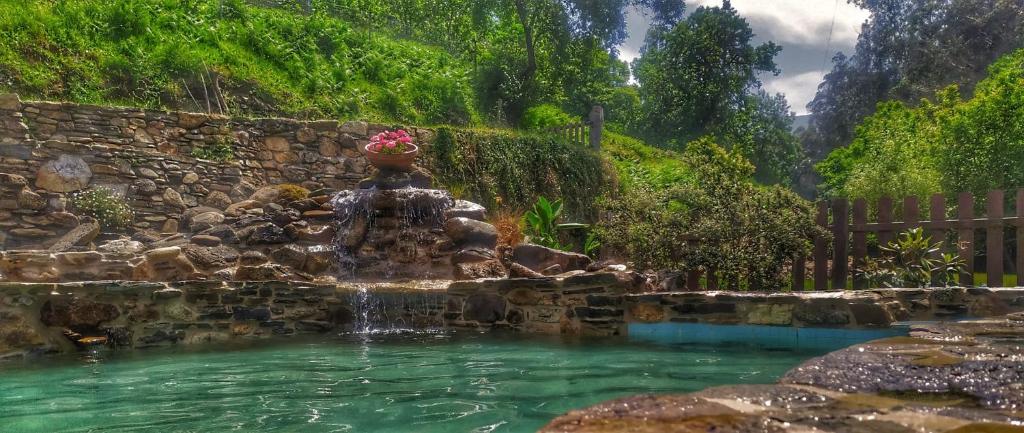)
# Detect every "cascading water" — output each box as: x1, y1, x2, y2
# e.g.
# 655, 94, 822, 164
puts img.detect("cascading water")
344, 283, 448, 334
